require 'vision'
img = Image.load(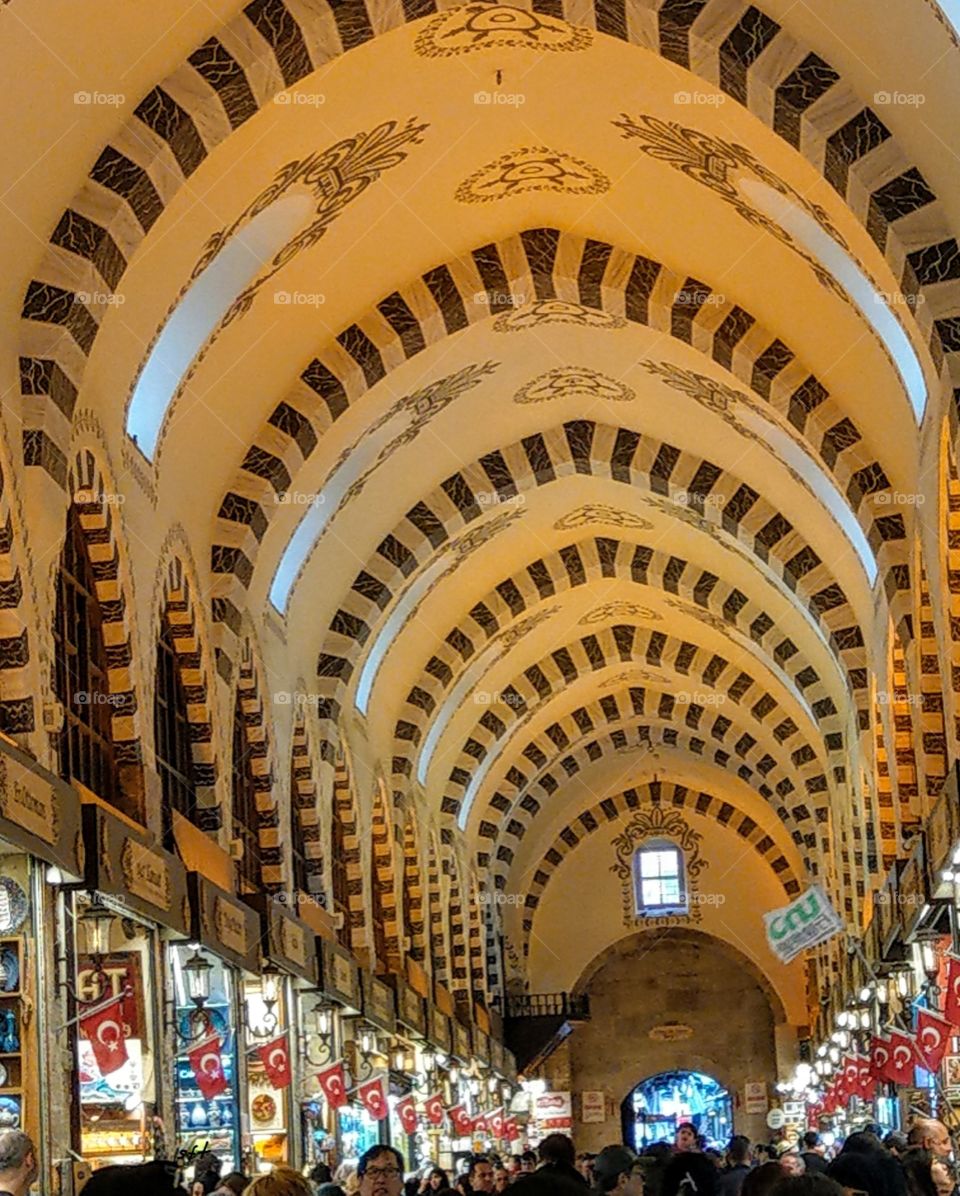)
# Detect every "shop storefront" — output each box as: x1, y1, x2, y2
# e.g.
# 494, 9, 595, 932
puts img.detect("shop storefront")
310, 938, 361, 1167
171, 874, 260, 1172
390, 976, 428, 1169
244, 894, 319, 1175
73, 803, 190, 1169
0, 736, 84, 1189
424, 1003, 453, 1171
448, 1011, 474, 1170
344, 971, 397, 1157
